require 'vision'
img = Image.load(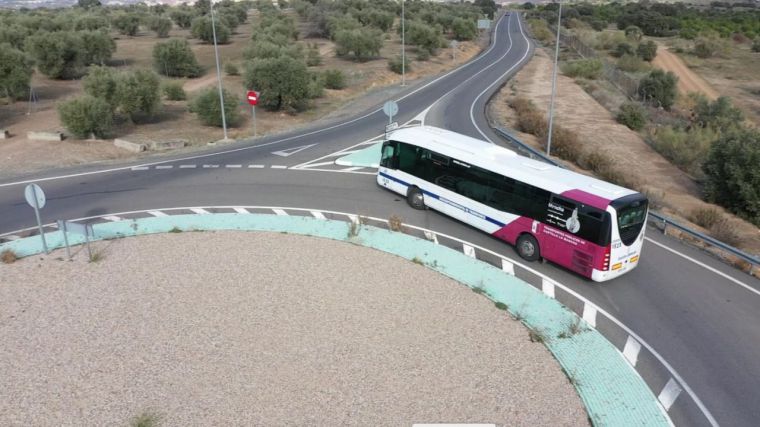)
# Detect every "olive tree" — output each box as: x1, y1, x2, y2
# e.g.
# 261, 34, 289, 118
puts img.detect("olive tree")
189, 87, 240, 127
244, 56, 310, 111
0, 43, 33, 100
58, 95, 113, 139
26, 31, 86, 79
152, 39, 202, 77
191, 16, 230, 44
115, 69, 161, 122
